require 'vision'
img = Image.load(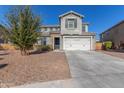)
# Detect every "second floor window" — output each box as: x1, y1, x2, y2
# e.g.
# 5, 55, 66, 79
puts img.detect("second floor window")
42, 37, 47, 45
82, 25, 86, 31
65, 19, 77, 29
